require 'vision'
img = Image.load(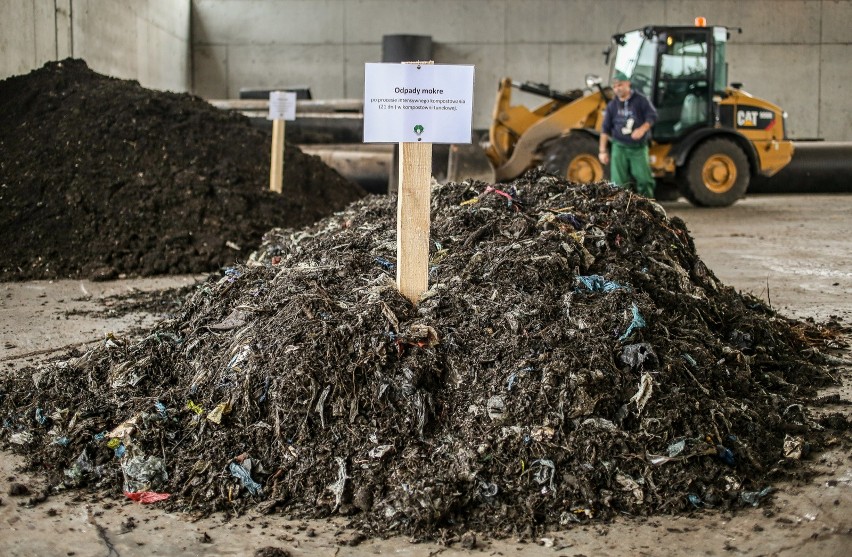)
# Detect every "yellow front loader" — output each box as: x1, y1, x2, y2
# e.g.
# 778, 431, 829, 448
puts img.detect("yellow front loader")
484, 23, 795, 207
